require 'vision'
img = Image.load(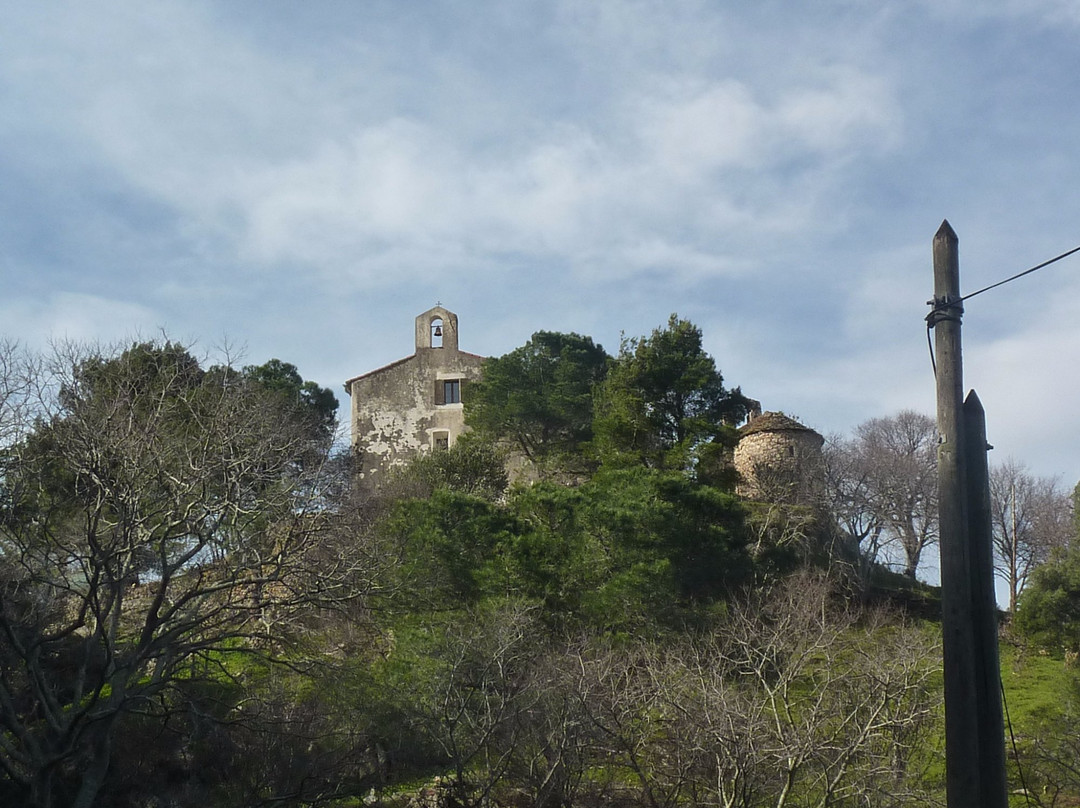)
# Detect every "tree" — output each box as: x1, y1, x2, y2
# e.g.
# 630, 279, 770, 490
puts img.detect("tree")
370, 602, 547, 808
508, 466, 751, 630
379, 488, 518, 609
242, 357, 339, 445
593, 315, 751, 472
465, 331, 609, 474
990, 460, 1072, 613
570, 573, 942, 808
827, 411, 938, 579
1013, 677, 1080, 808
669, 574, 942, 807
384, 437, 509, 501
823, 433, 884, 561
0, 341, 362, 808
0, 339, 36, 449
1014, 545, 1080, 654
370, 460, 751, 632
